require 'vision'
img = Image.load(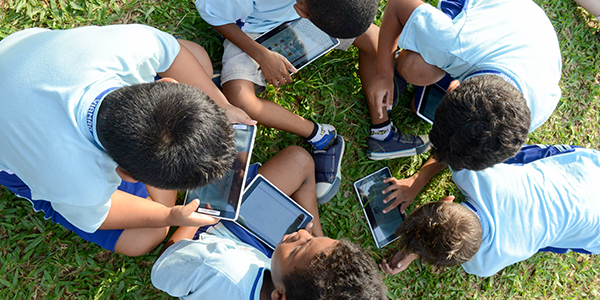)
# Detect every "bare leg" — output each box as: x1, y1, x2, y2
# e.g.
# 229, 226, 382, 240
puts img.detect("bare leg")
178, 39, 214, 77
256, 146, 324, 236
396, 50, 446, 87
574, 0, 600, 16
222, 80, 315, 138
